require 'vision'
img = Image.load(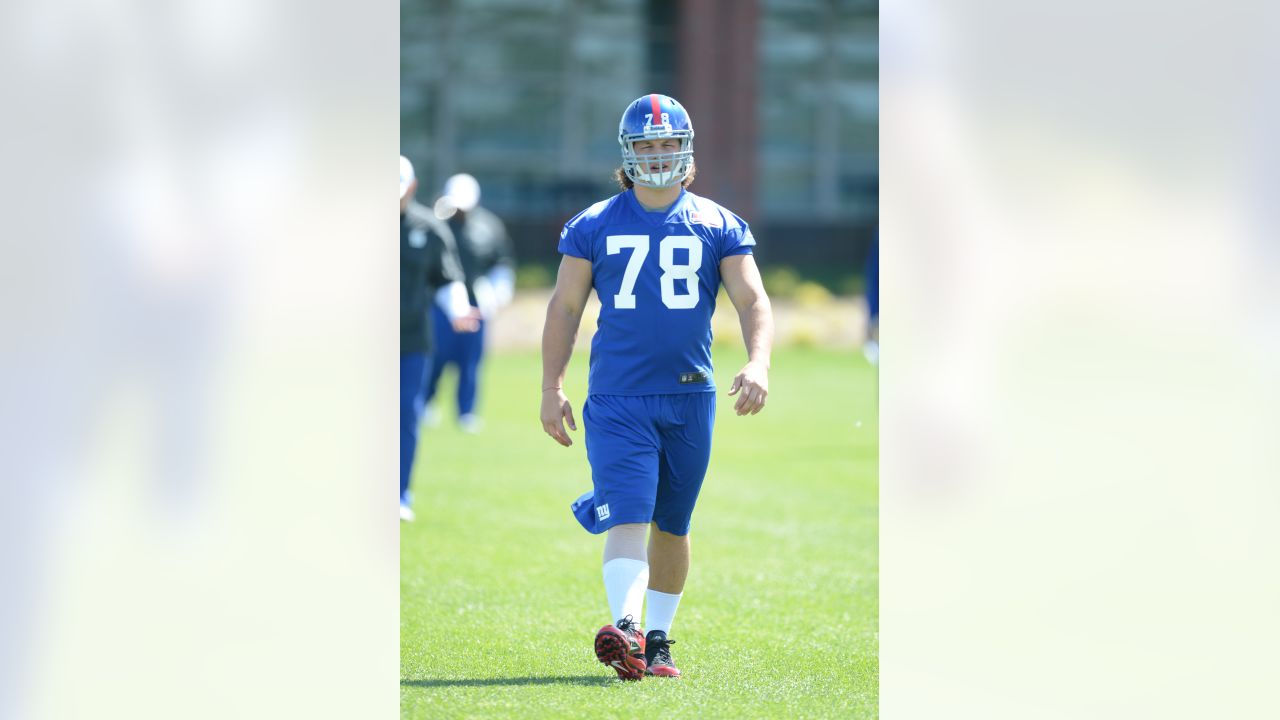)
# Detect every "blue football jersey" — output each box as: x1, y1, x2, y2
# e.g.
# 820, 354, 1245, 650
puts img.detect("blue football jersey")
558, 188, 755, 396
